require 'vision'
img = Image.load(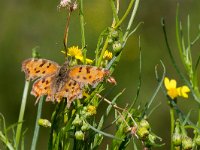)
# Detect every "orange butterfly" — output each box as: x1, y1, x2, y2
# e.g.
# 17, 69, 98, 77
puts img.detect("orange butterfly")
22, 58, 112, 107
